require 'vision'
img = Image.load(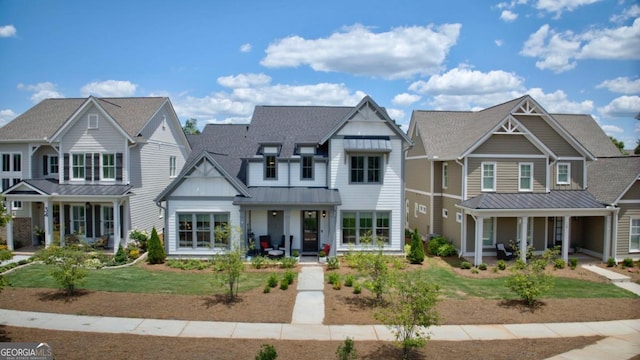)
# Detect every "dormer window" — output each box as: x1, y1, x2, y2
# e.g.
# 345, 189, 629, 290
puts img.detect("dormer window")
265, 155, 277, 179
88, 114, 99, 129
301, 155, 313, 180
